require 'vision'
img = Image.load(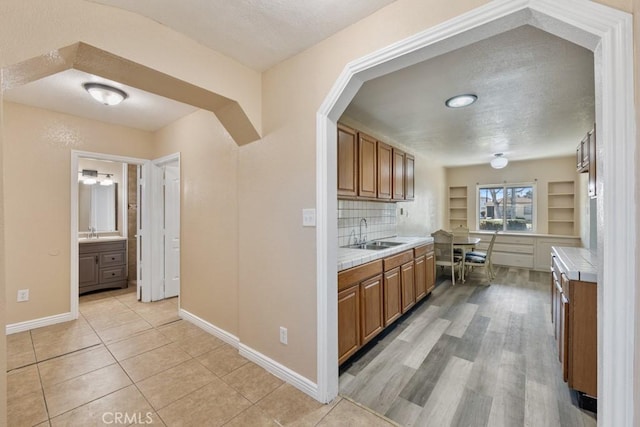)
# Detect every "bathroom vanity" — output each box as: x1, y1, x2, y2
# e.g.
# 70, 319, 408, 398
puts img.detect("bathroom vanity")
79, 238, 128, 294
